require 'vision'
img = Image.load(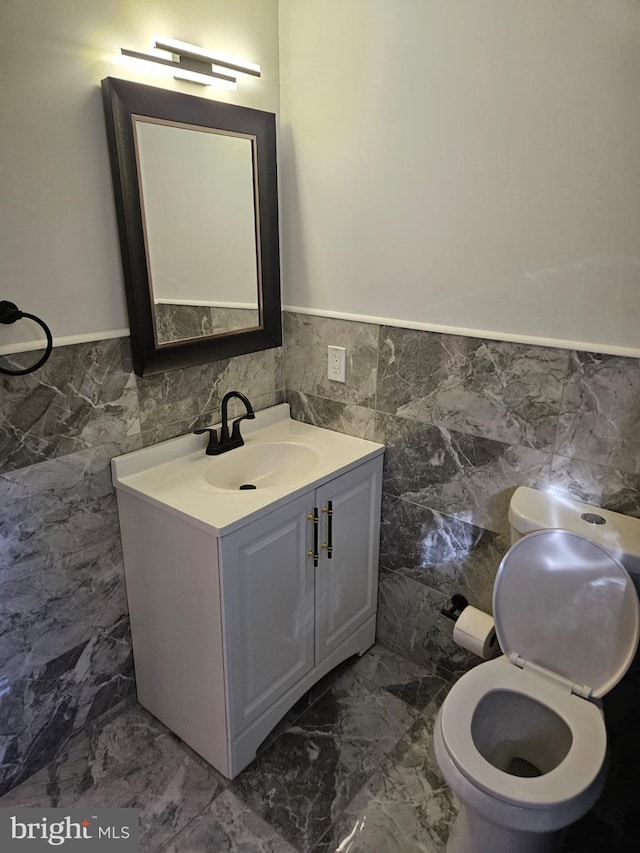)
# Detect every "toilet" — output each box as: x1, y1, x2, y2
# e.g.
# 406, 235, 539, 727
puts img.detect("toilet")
434, 487, 640, 853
